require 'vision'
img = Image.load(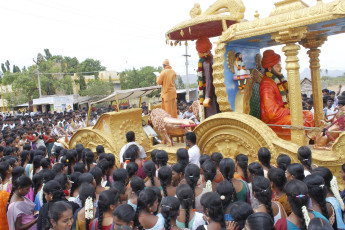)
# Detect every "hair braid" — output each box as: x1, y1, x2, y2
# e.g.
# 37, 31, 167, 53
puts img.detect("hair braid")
162, 183, 168, 197
97, 206, 104, 230
150, 174, 155, 187
319, 199, 329, 219
85, 218, 90, 230
87, 163, 90, 172
68, 162, 72, 175
185, 208, 190, 228
265, 200, 274, 220
191, 185, 196, 210
6, 189, 15, 211
164, 214, 171, 230
294, 207, 307, 230
134, 204, 143, 230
